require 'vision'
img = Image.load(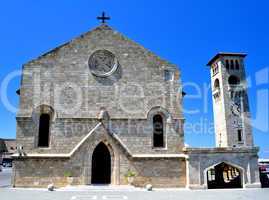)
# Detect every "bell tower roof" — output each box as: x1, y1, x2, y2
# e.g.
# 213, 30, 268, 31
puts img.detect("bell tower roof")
207, 52, 247, 66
